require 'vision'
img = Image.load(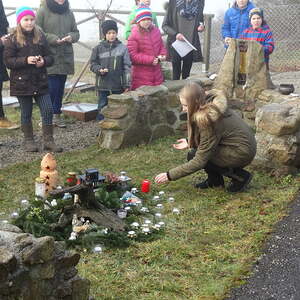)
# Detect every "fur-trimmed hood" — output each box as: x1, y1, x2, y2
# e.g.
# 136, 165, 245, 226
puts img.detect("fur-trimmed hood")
193, 89, 228, 127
